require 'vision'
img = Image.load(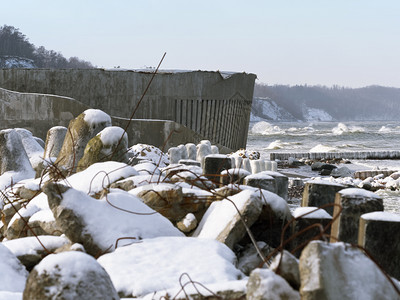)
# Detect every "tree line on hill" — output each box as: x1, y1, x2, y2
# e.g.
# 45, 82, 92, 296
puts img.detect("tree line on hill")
0, 25, 94, 69
253, 83, 400, 121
